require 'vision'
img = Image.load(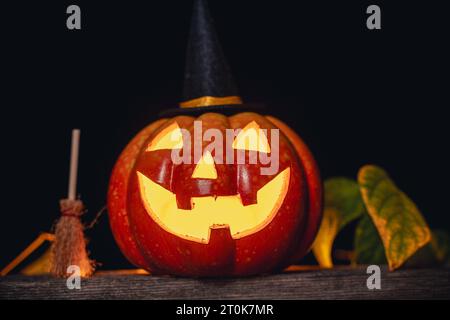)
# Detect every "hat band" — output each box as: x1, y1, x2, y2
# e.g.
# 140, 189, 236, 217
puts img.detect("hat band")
179, 95, 242, 108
